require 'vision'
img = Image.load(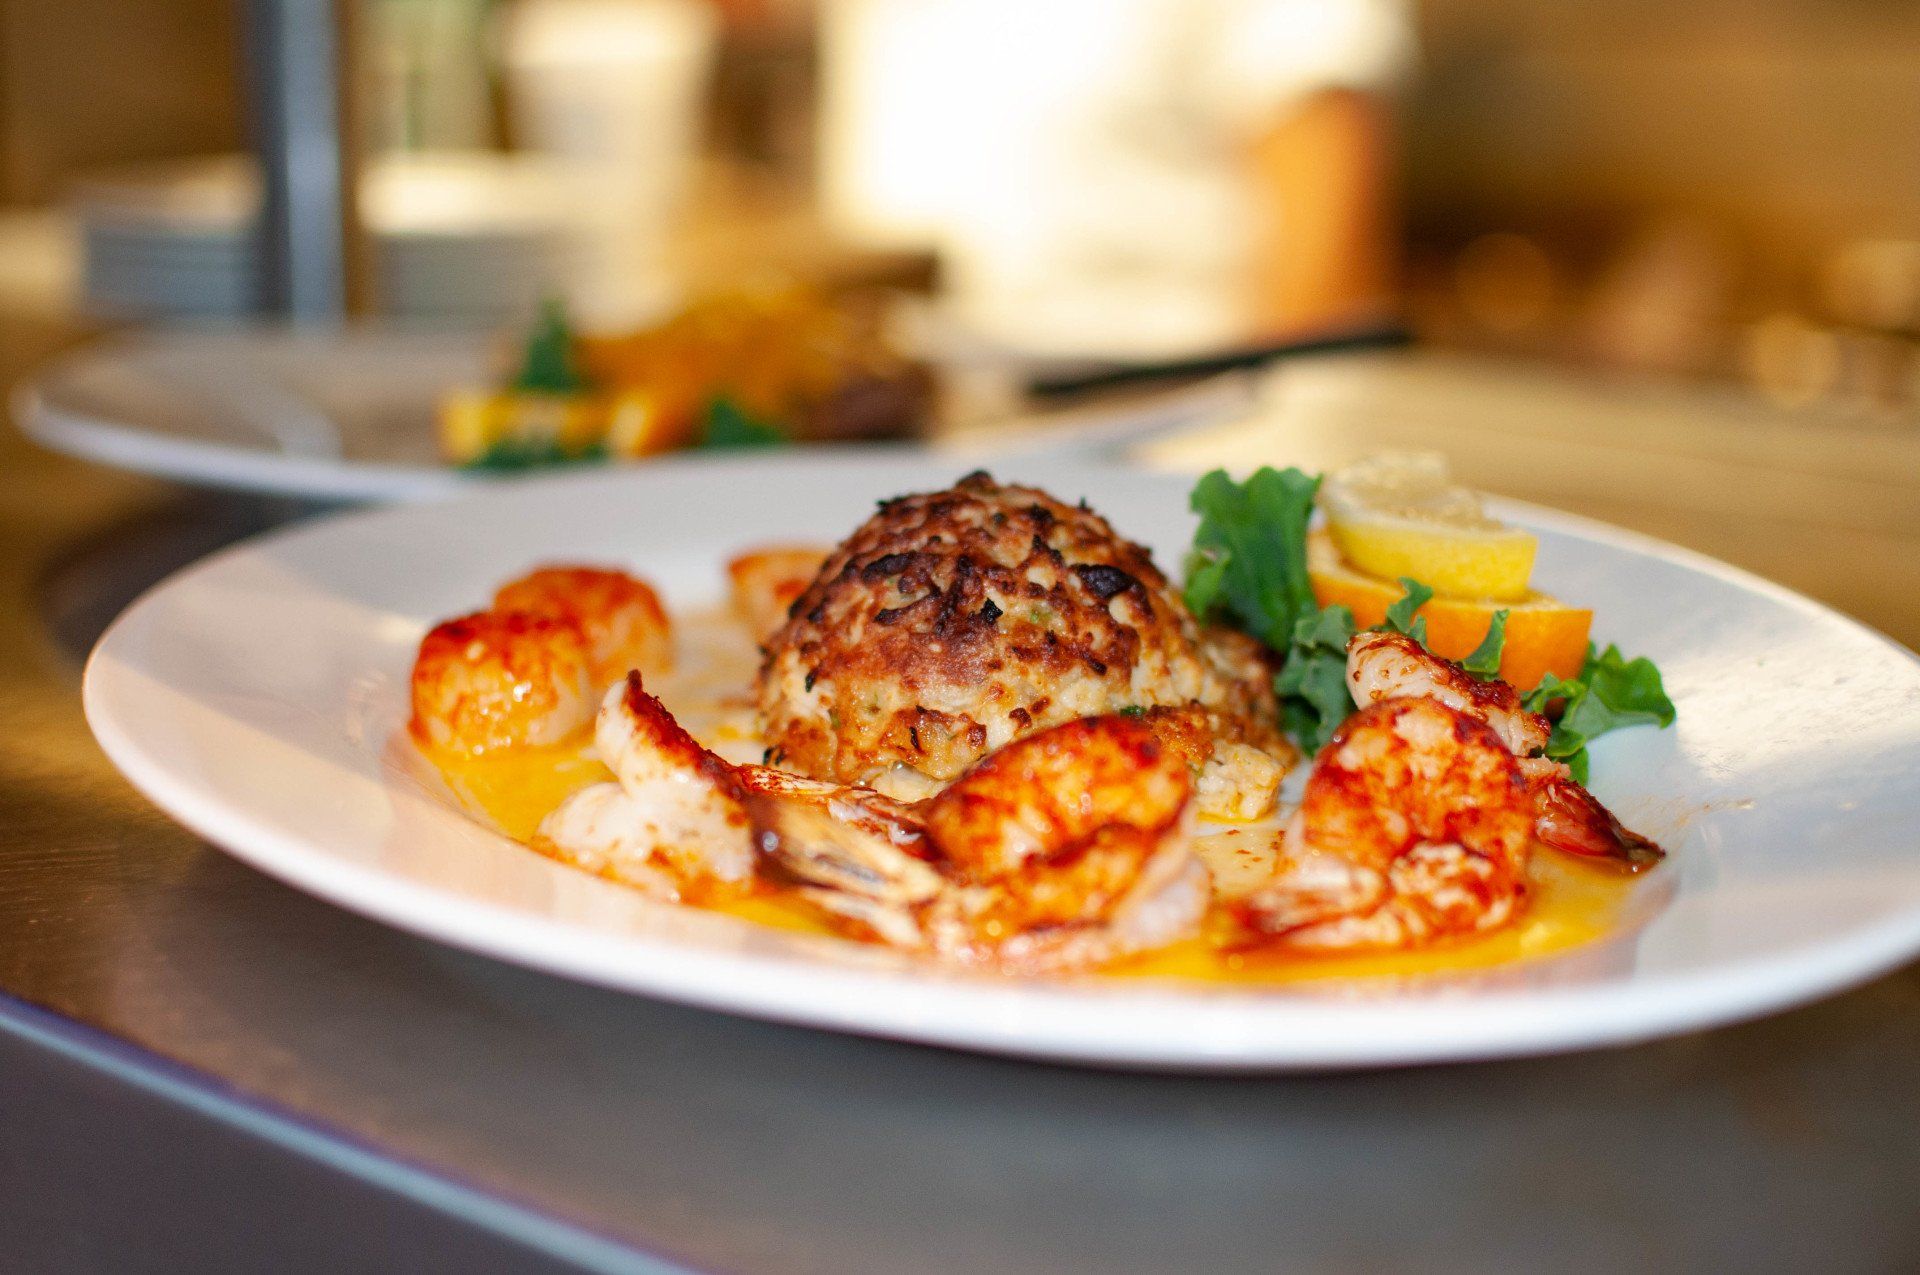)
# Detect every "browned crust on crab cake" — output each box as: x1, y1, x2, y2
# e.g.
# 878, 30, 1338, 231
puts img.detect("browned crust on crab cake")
755, 470, 1284, 790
